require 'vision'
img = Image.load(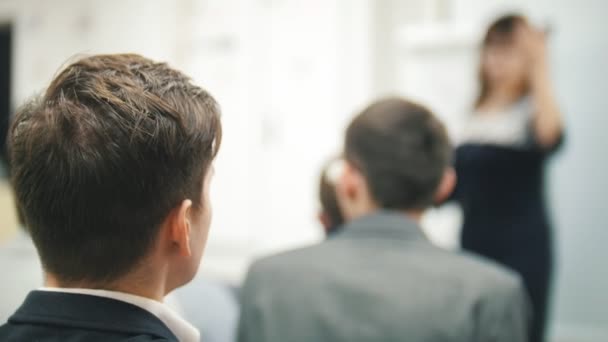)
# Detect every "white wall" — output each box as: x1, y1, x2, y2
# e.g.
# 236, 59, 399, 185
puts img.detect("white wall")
4, 0, 182, 105
528, 0, 608, 338
175, 0, 376, 280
